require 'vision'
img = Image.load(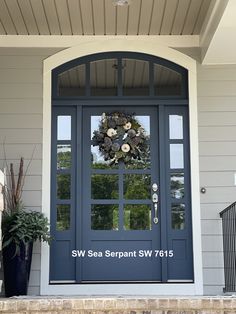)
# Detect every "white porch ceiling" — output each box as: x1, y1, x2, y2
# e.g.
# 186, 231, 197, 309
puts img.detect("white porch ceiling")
0, 0, 212, 36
